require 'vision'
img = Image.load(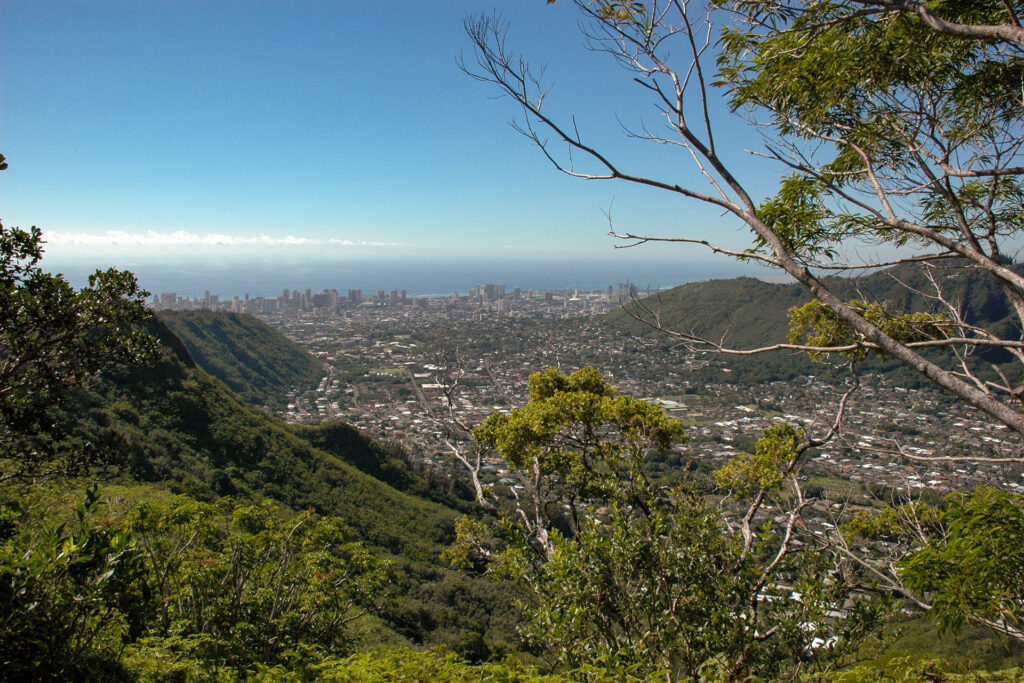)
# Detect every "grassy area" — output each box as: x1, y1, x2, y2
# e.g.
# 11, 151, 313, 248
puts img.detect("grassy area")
804, 475, 869, 503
